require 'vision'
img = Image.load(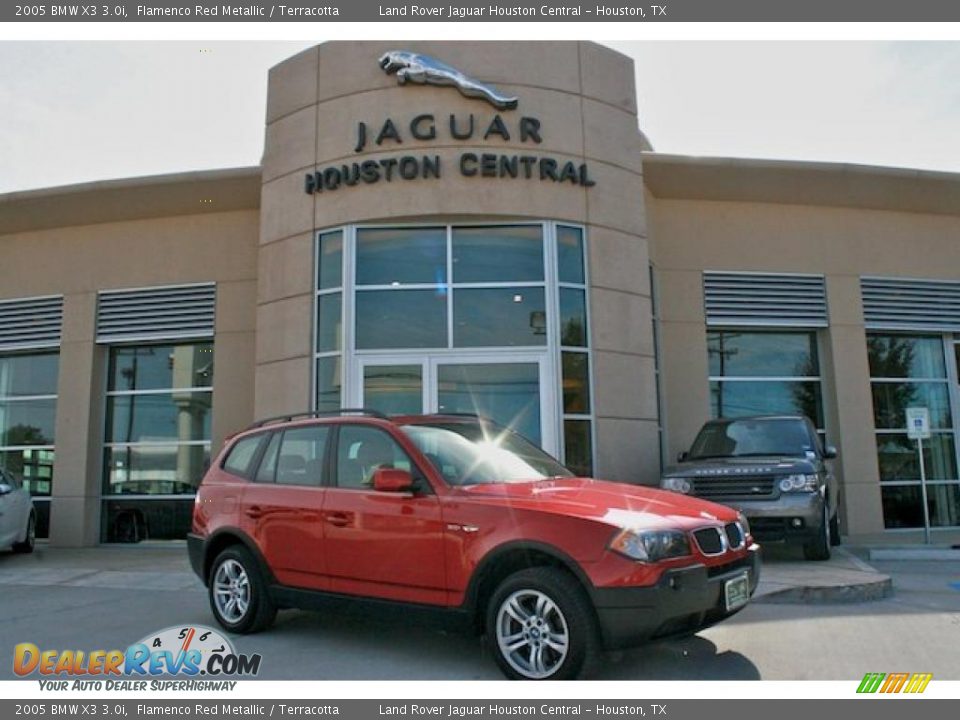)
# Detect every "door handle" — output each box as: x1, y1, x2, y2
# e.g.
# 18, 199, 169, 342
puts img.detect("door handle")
245, 505, 264, 519
325, 512, 351, 527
